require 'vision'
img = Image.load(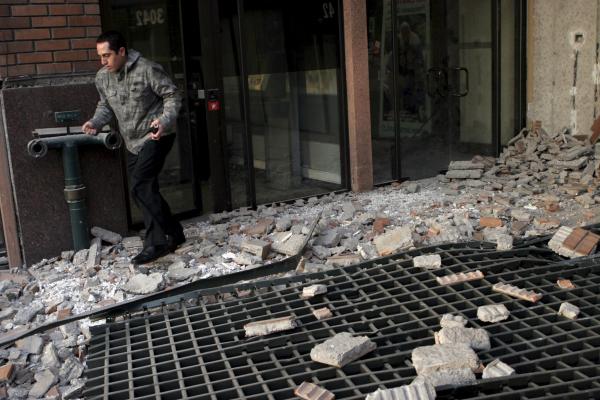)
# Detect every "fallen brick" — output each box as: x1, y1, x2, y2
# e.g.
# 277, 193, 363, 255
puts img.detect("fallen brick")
90, 226, 122, 244
0, 363, 14, 382
563, 228, 590, 251
313, 307, 333, 320
548, 226, 575, 258
372, 218, 391, 234
477, 304, 510, 323
243, 316, 298, 337
448, 161, 485, 170
479, 217, 503, 228
374, 226, 414, 256
440, 314, 468, 328
411, 344, 480, 375
434, 327, 490, 351
558, 302, 580, 320
482, 359, 515, 379
413, 254, 442, 270
492, 283, 542, 303
573, 233, 600, 256
310, 332, 376, 368
365, 378, 436, 400
436, 270, 484, 286
240, 238, 271, 260
557, 279, 575, 289
294, 381, 335, 400
302, 284, 327, 299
